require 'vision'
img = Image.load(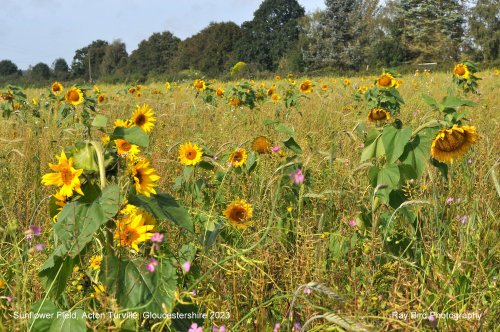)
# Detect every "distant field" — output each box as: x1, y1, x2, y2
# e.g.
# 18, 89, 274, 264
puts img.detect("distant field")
0, 70, 498, 331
